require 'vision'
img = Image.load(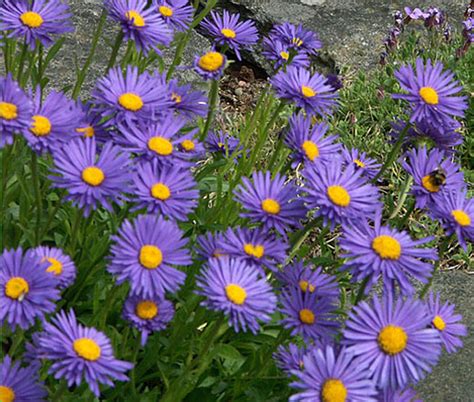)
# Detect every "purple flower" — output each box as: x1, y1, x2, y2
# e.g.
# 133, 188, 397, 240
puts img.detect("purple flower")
153, 0, 193, 31
400, 146, 465, 209
201, 10, 258, 60
284, 113, 341, 167
176, 132, 206, 163
0, 0, 73, 49
75, 101, 110, 143
273, 343, 307, 376
340, 210, 438, 295
289, 345, 377, 402
235, 171, 307, 236
0, 248, 59, 331
377, 387, 422, 402
262, 37, 310, 70
106, 0, 172, 54
131, 160, 198, 221
108, 214, 191, 298
195, 232, 227, 260
0, 74, 33, 148
0, 356, 47, 401
280, 288, 339, 343
271, 22, 322, 55
303, 161, 381, 229
340, 147, 381, 180
29, 309, 133, 397
343, 294, 442, 390
123, 293, 175, 346
196, 257, 277, 333
205, 130, 241, 156
393, 58, 468, 126
164, 77, 207, 119
50, 138, 131, 216
271, 67, 338, 117
404, 7, 429, 20
28, 246, 76, 290
194, 50, 227, 80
